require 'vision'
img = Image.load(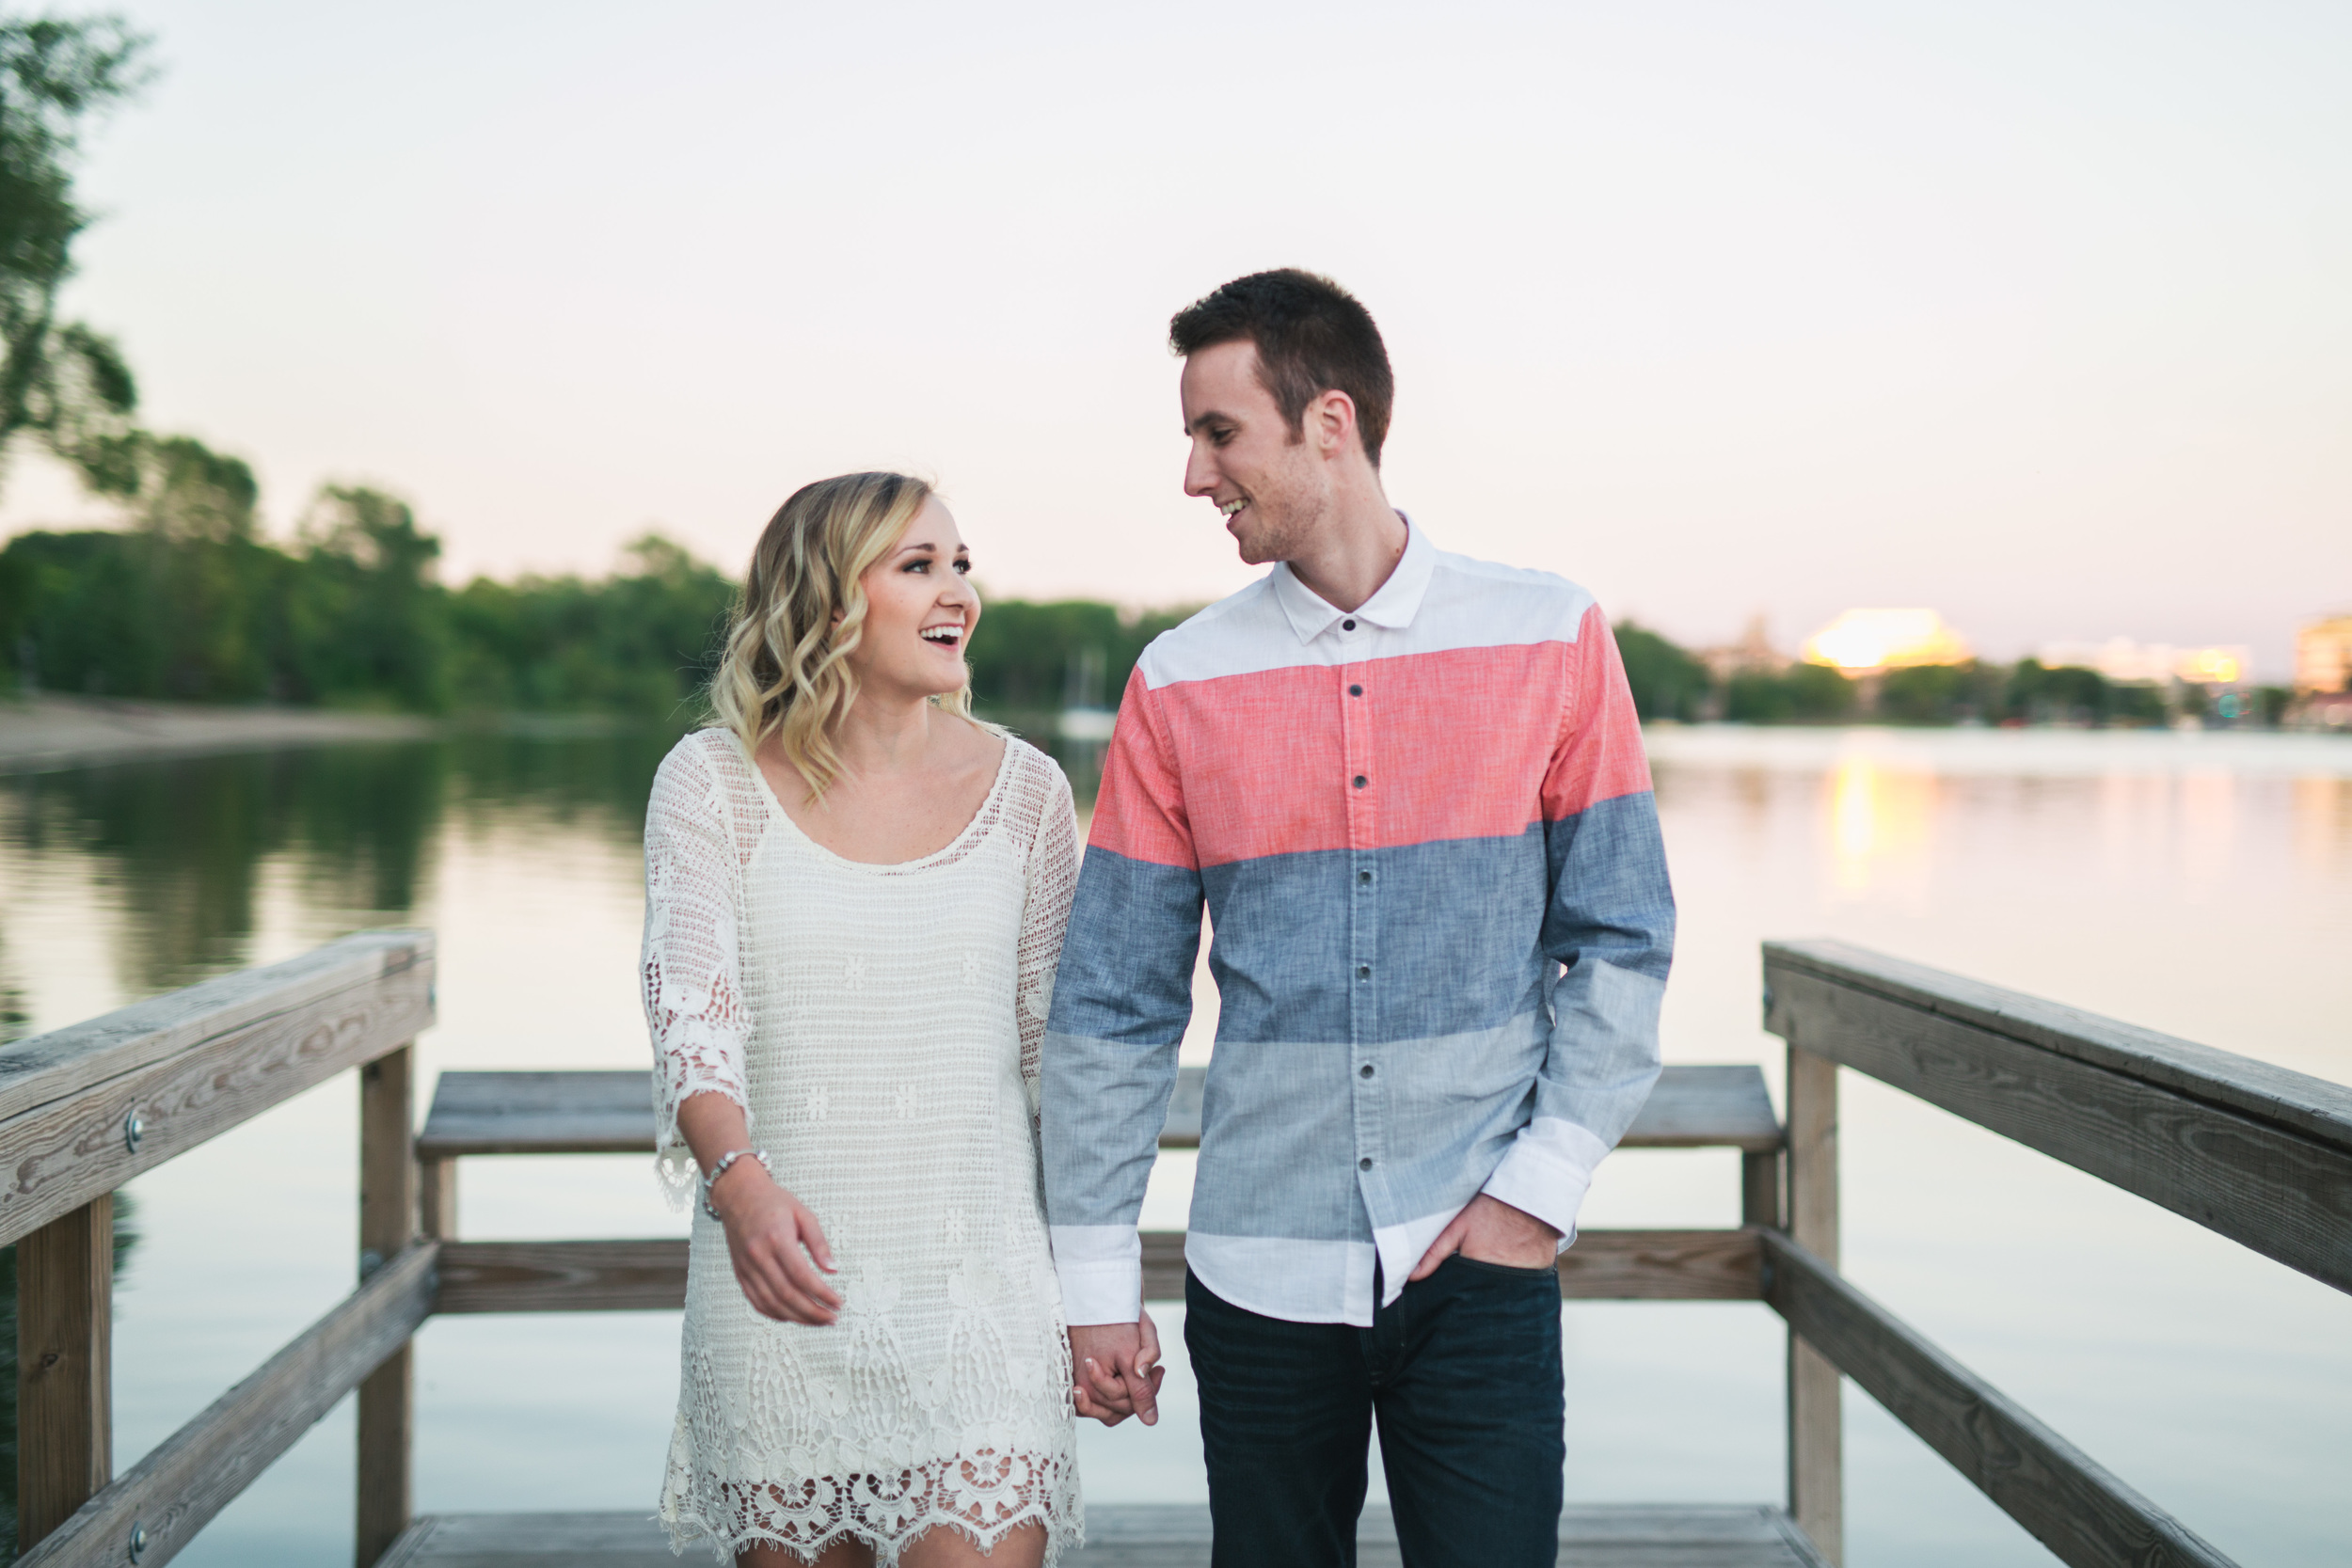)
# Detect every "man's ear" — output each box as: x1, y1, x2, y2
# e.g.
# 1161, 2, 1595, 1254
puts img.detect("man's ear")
1311, 388, 1359, 459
